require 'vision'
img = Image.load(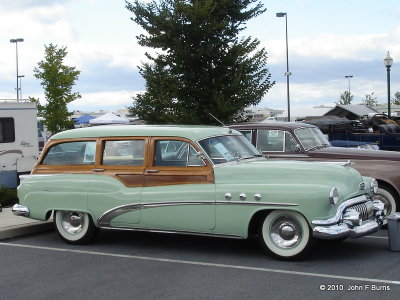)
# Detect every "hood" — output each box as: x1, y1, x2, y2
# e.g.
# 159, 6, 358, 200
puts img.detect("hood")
309, 146, 400, 161
213, 159, 366, 199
